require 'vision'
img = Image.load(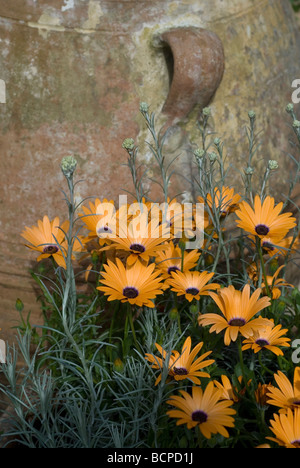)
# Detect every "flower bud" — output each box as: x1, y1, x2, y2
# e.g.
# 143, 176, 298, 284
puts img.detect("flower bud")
202, 107, 211, 116
61, 155, 77, 178
15, 298, 24, 312
189, 304, 198, 315
292, 120, 300, 128
248, 110, 256, 120
286, 103, 294, 114
139, 102, 149, 113
194, 148, 205, 159
122, 138, 135, 151
113, 358, 124, 373
255, 382, 272, 408
208, 152, 218, 163
268, 160, 279, 170
205, 253, 214, 266
169, 307, 179, 321
244, 166, 254, 175
91, 250, 99, 264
